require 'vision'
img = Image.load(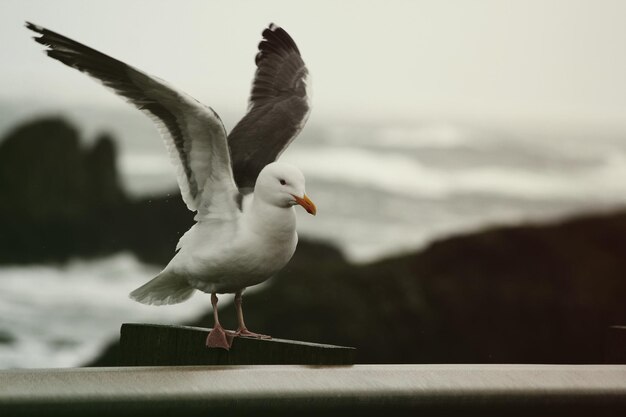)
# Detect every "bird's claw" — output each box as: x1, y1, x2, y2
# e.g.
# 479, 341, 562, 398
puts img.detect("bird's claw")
236, 328, 272, 339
